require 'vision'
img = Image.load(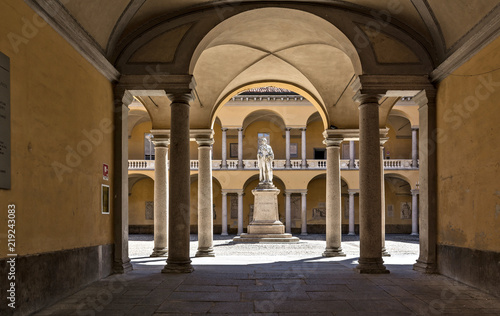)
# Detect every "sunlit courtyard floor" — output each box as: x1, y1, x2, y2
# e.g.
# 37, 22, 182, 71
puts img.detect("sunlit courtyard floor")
36, 234, 500, 315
